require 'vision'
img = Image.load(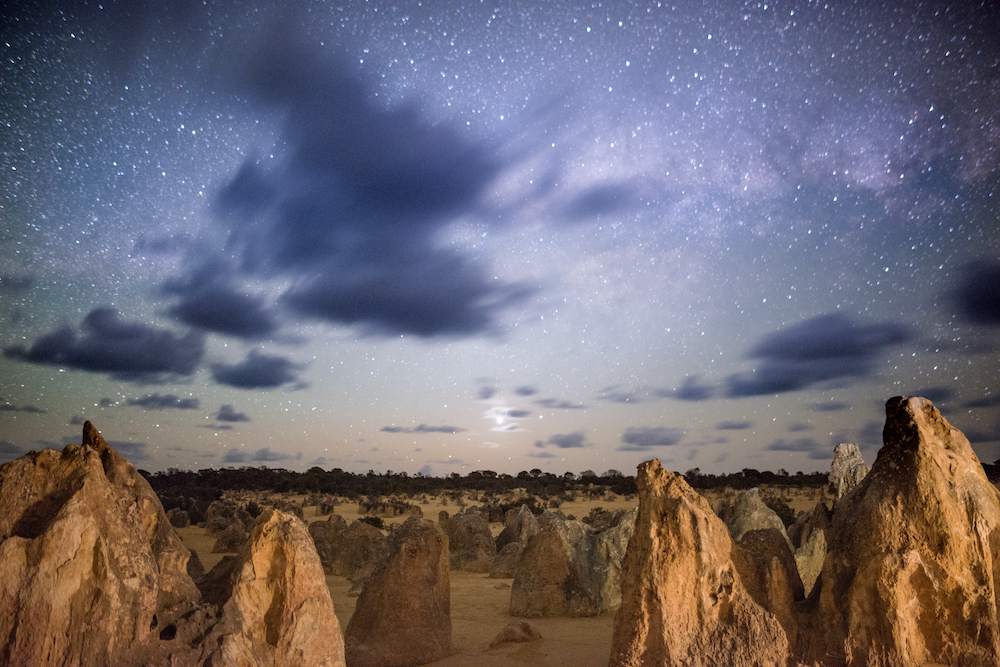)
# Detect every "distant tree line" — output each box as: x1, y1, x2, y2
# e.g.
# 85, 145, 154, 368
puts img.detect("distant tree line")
140, 464, 838, 503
